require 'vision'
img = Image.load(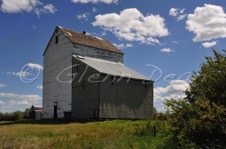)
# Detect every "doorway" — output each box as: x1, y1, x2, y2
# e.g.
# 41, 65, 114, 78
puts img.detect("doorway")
54, 105, 57, 119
